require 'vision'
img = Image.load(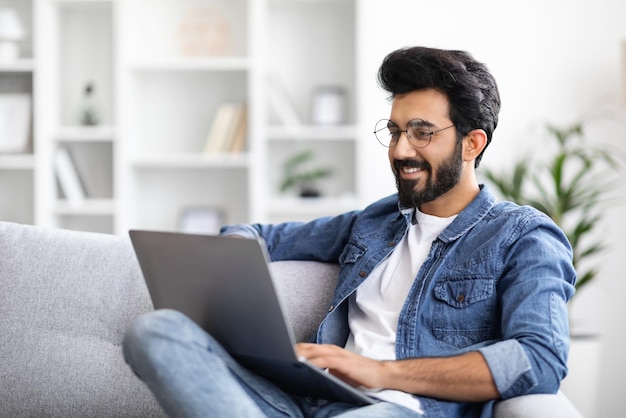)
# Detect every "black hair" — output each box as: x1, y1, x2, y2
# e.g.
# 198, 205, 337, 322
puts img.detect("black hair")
378, 46, 501, 167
